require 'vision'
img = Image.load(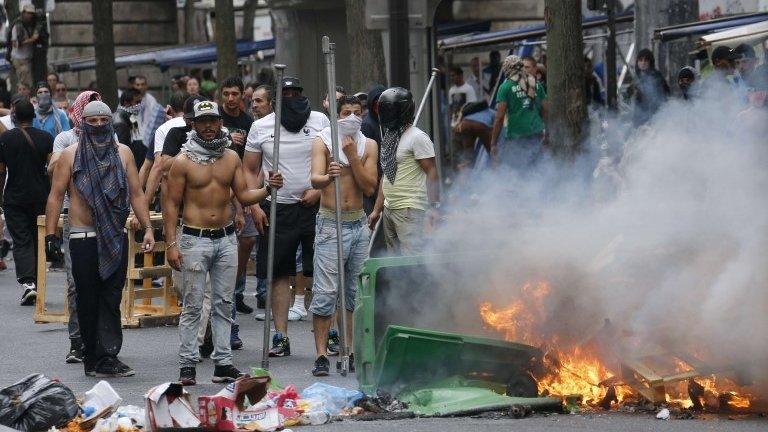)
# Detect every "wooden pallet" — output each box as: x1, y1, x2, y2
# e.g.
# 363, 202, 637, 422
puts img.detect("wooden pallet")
35, 212, 180, 328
